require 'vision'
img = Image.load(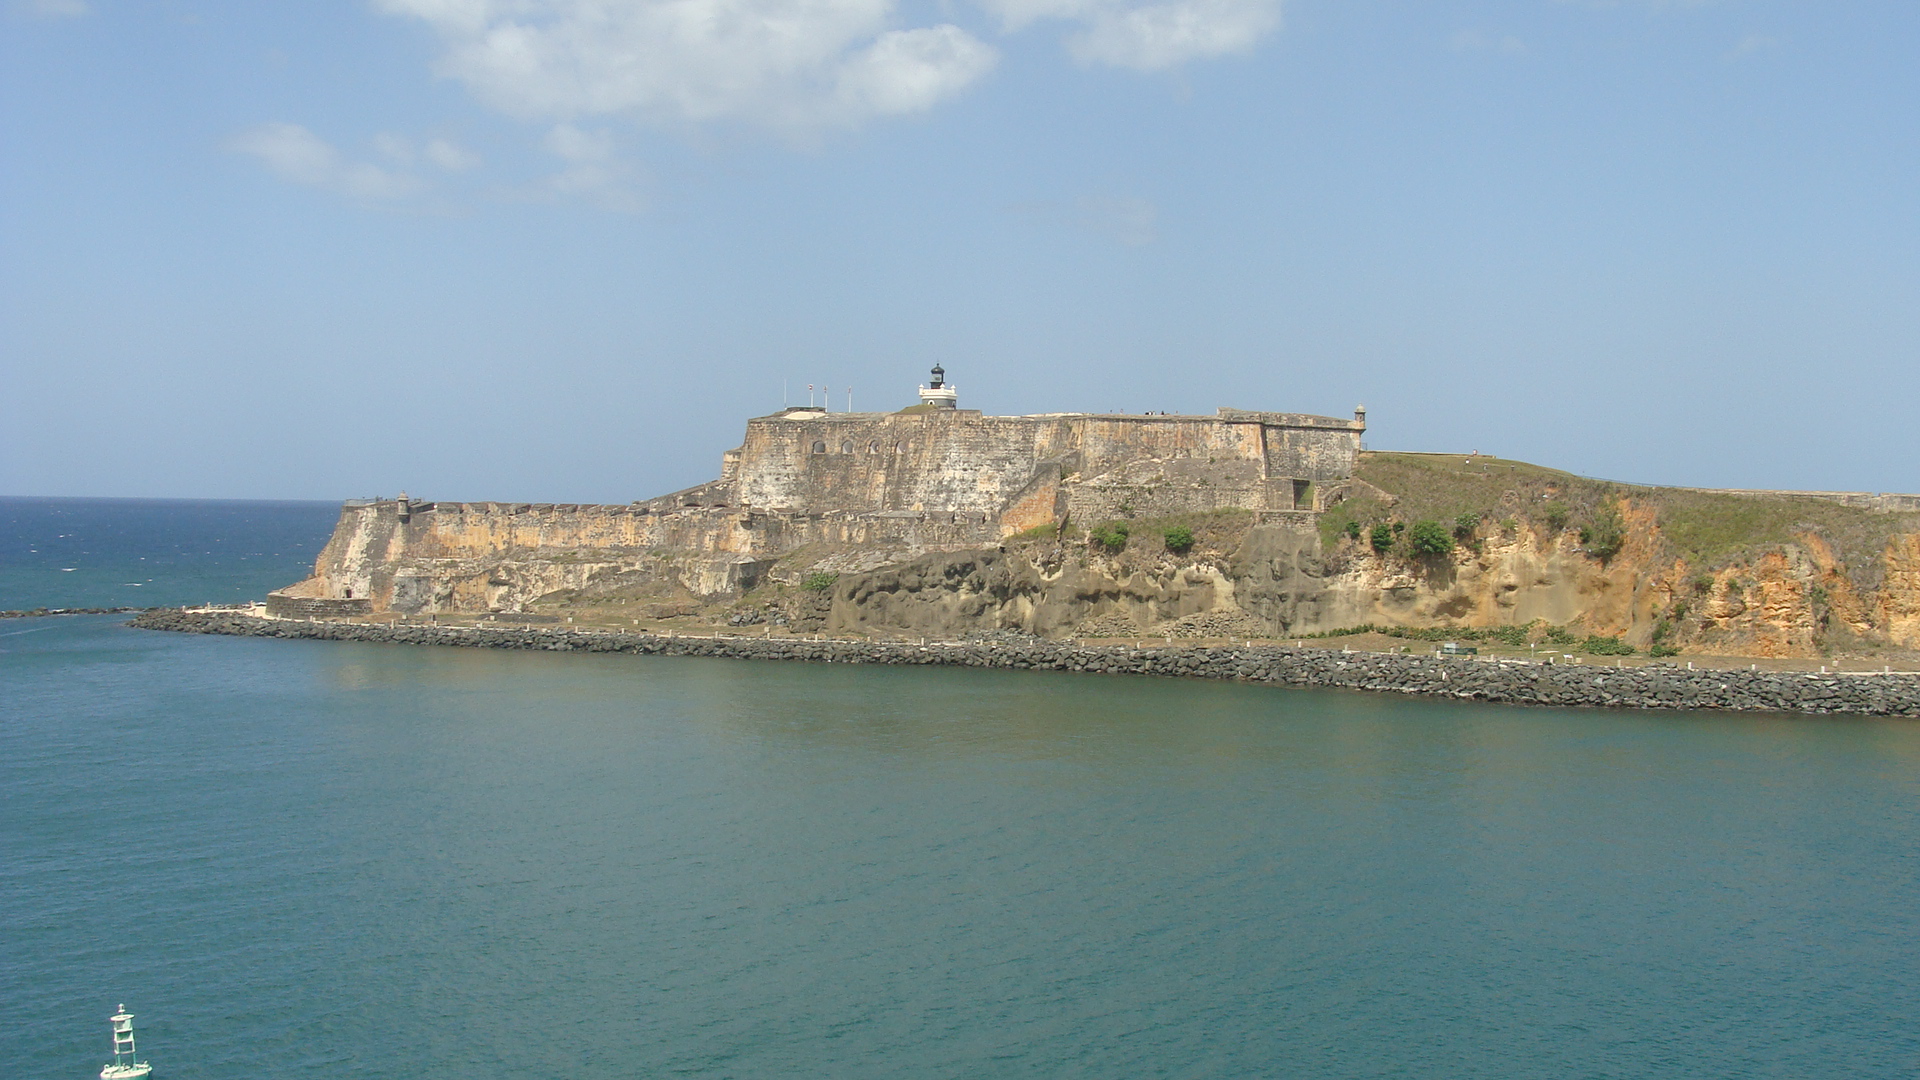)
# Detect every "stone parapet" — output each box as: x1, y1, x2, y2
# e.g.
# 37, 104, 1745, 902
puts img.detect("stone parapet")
264, 592, 372, 619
